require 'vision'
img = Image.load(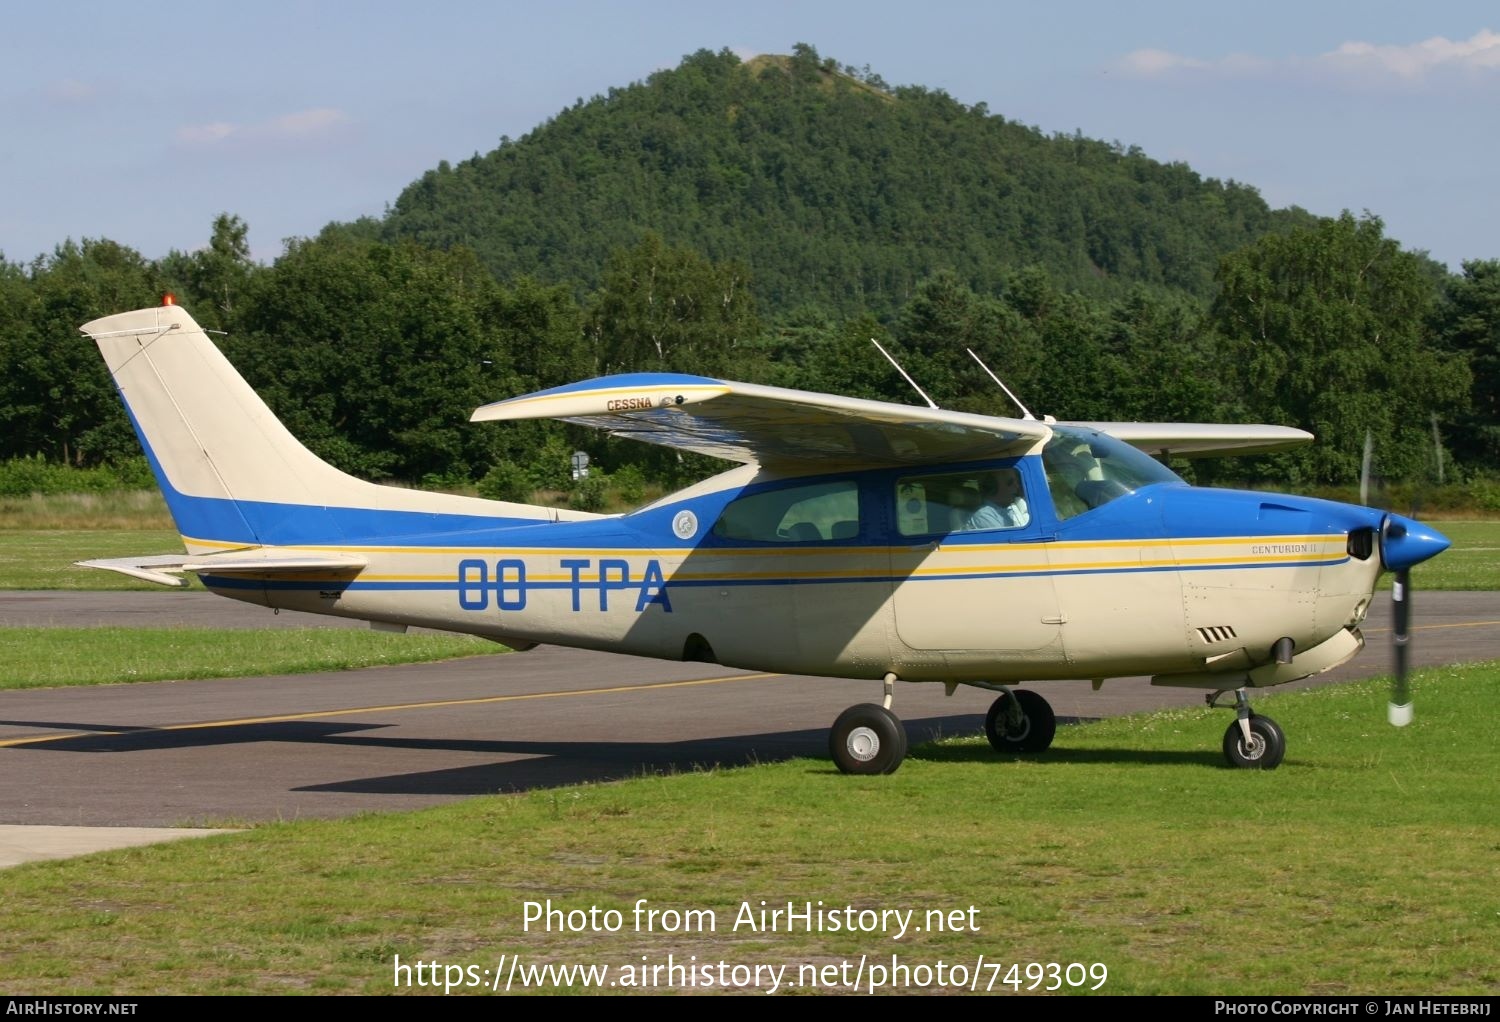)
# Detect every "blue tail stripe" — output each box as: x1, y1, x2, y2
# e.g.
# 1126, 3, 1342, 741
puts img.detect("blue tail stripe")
120, 398, 542, 545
